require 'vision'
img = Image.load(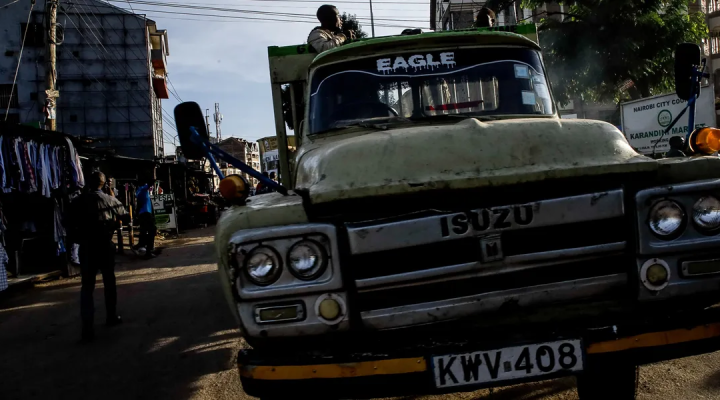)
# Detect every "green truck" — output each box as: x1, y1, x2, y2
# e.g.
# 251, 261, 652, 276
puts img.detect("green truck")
188, 25, 720, 399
